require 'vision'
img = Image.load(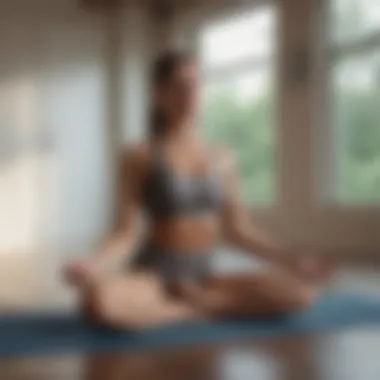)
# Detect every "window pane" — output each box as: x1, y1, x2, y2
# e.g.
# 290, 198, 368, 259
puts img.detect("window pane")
202, 69, 276, 205
201, 6, 276, 70
332, 0, 380, 44
333, 49, 380, 203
